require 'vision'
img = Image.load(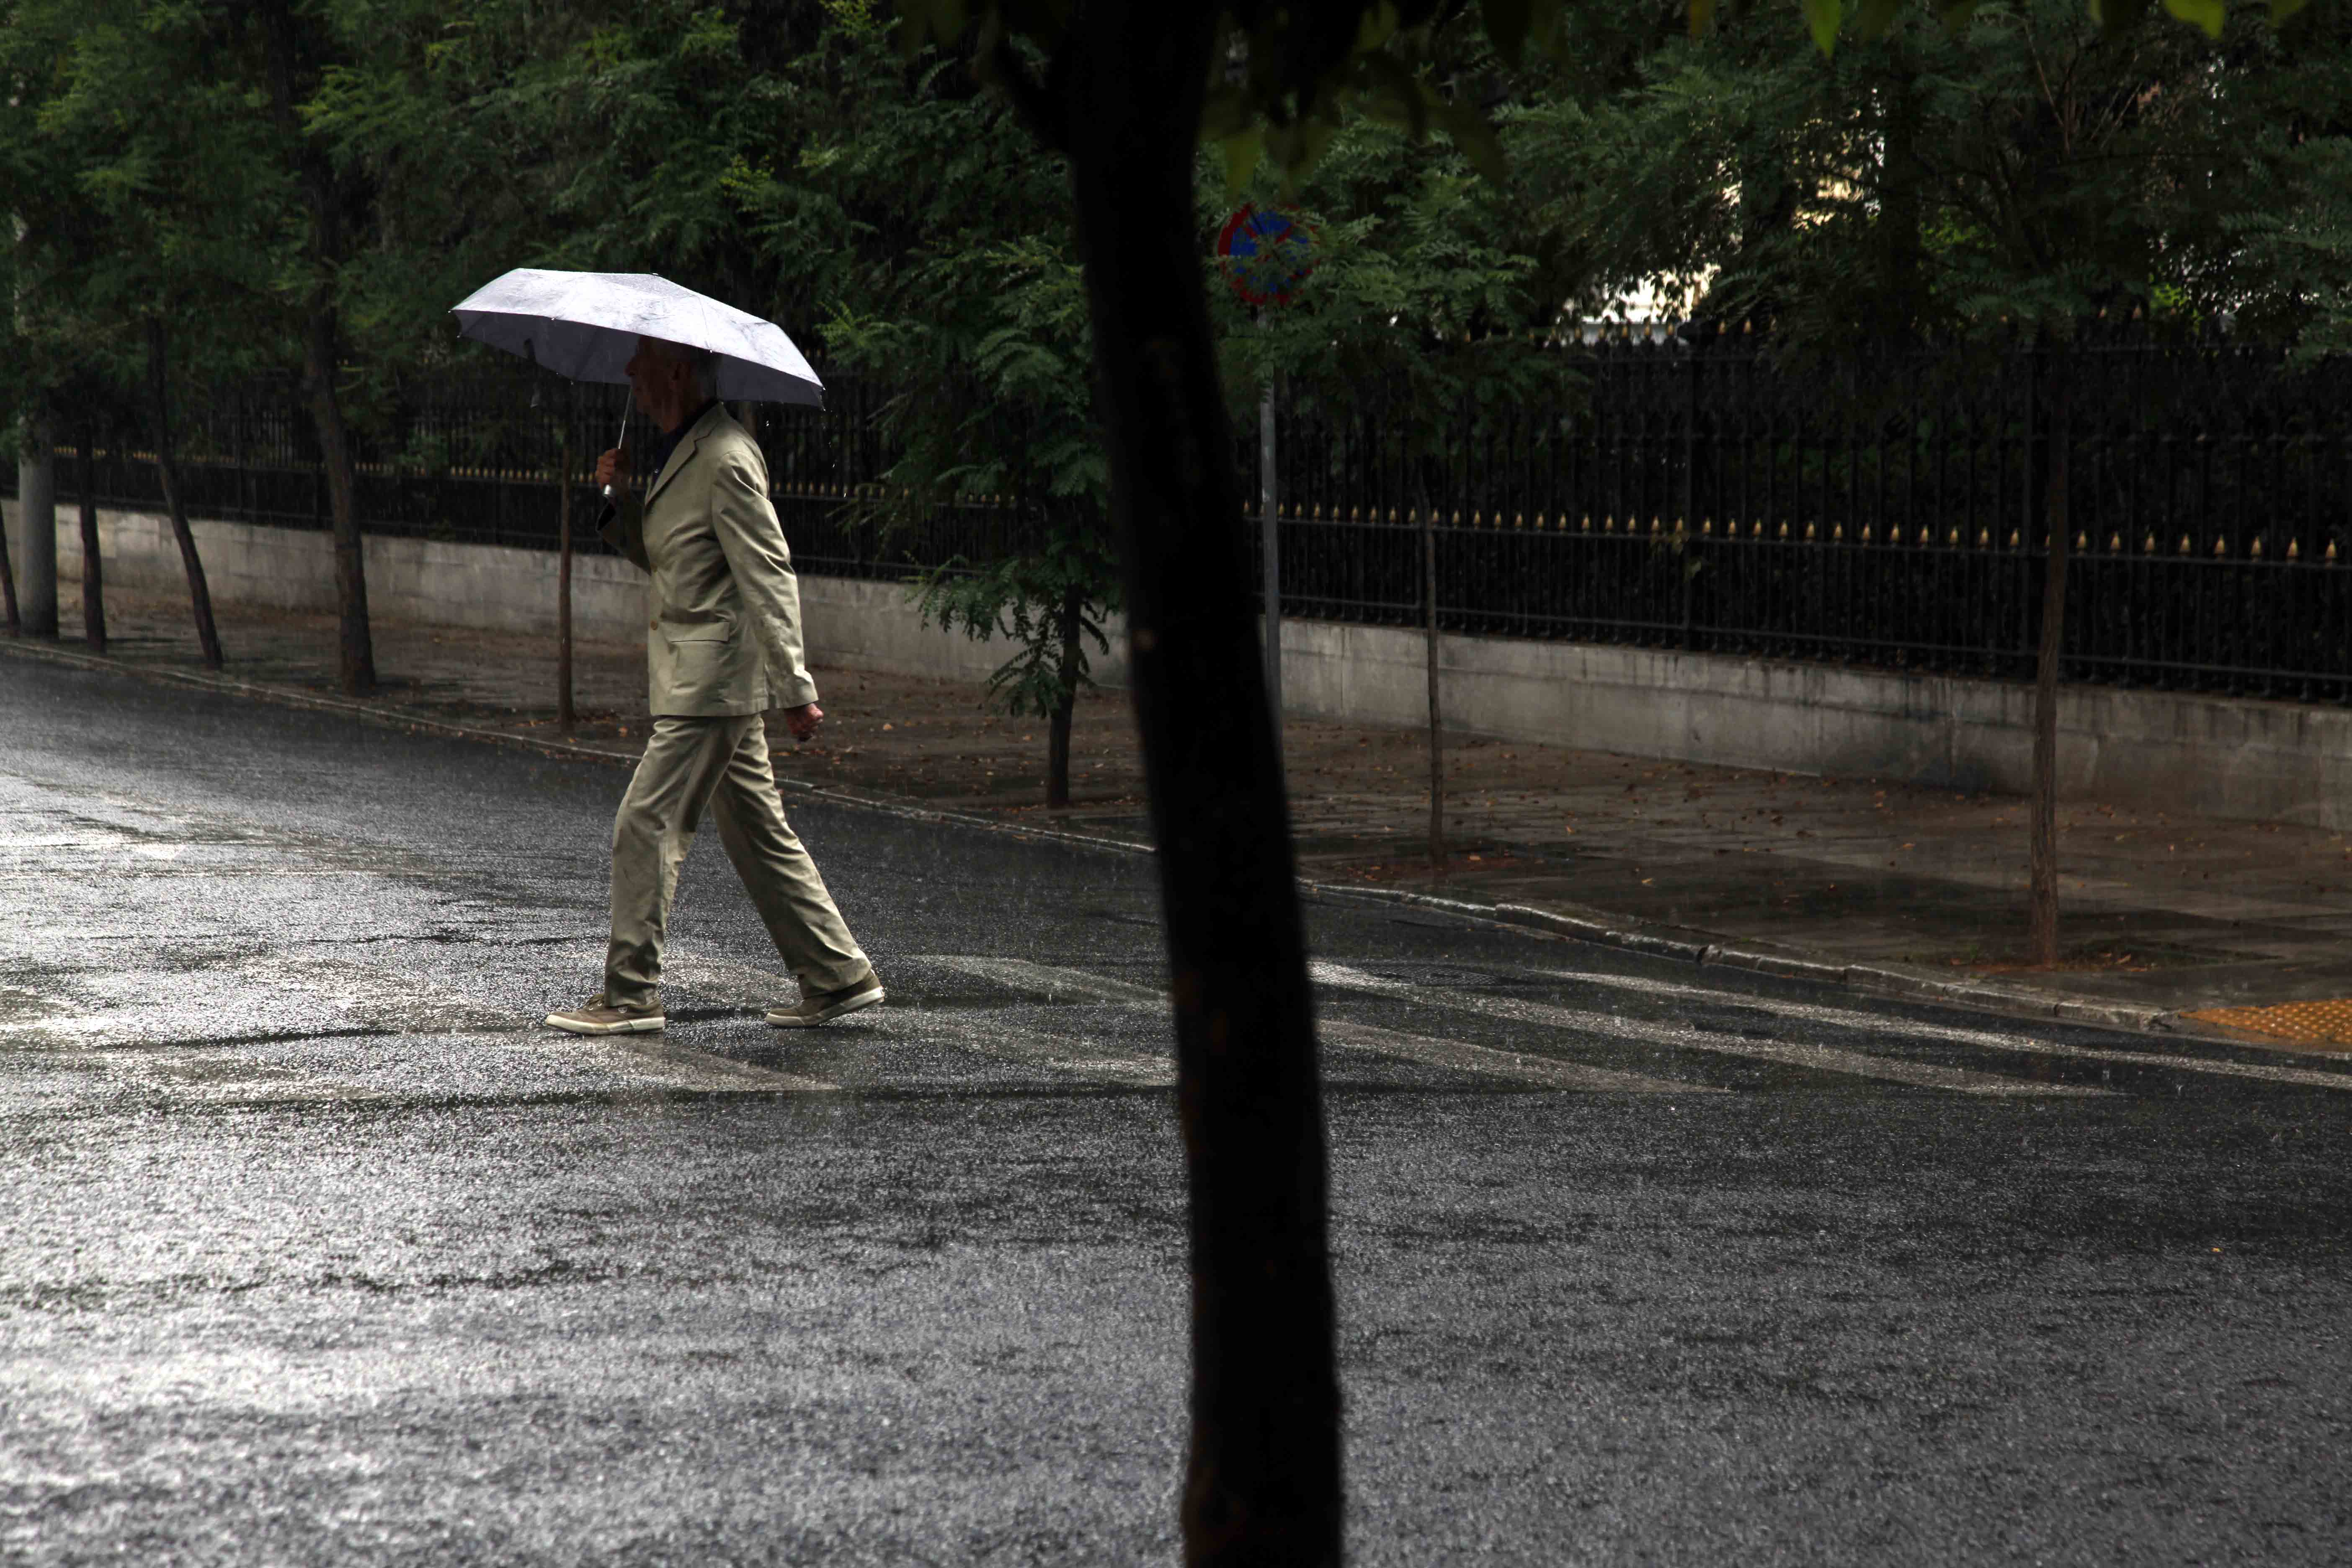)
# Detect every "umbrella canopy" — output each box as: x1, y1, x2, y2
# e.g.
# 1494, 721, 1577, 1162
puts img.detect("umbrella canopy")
450, 268, 825, 409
